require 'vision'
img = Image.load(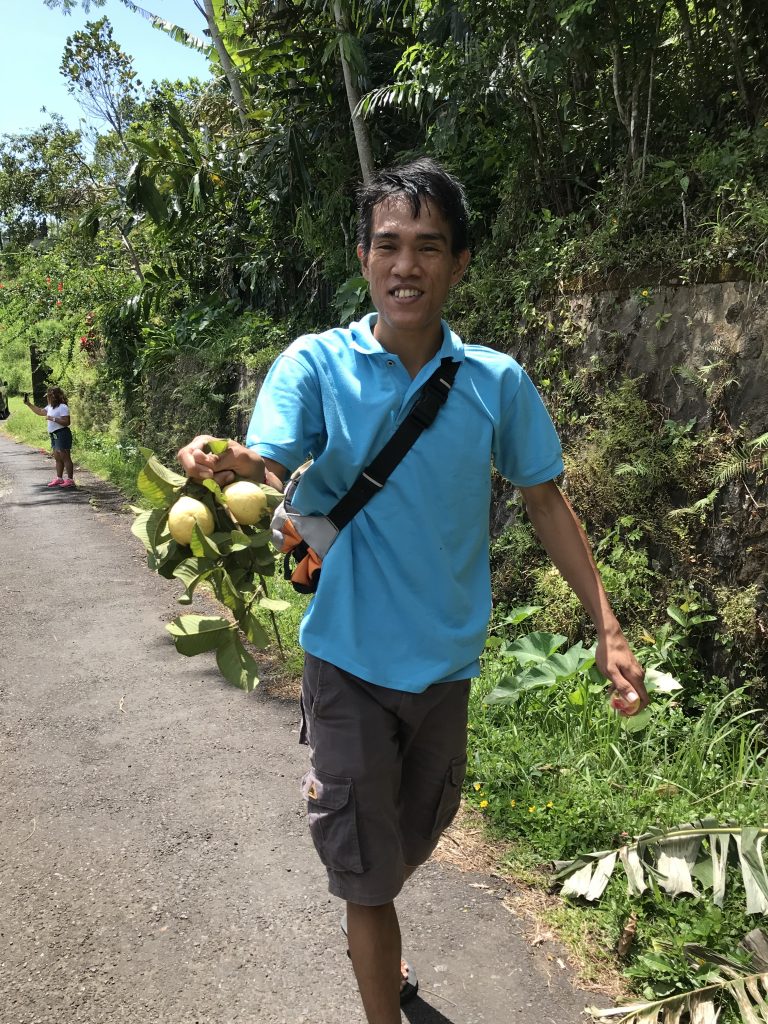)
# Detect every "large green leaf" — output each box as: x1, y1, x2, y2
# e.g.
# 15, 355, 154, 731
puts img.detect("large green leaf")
172, 557, 214, 604
645, 668, 683, 693
216, 632, 260, 691
153, 541, 187, 578
621, 707, 653, 733
137, 448, 185, 507
500, 605, 543, 627
260, 485, 286, 512
484, 663, 561, 704
243, 609, 270, 647
189, 522, 222, 559
209, 567, 246, 619
505, 631, 568, 665
258, 597, 291, 613
166, 615, 233, 656
545, 641, 594, 679
200, 477, 225, 503
242, 528, 273, 549
484, 639, 594, 705
131, 508, 168, 552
